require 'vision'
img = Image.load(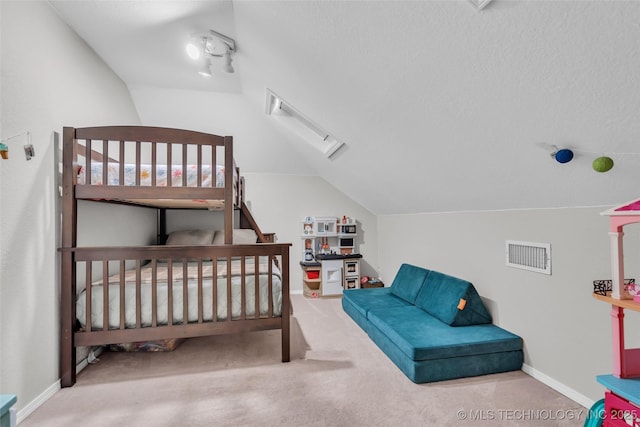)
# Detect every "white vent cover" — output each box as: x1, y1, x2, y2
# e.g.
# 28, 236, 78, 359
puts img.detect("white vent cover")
505, 240, 551, 275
